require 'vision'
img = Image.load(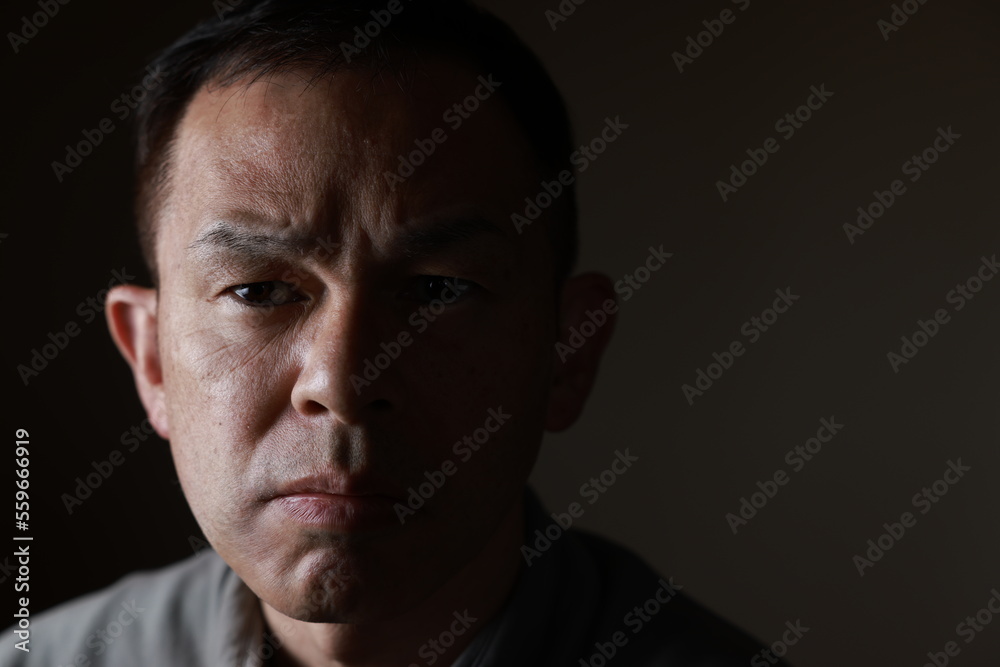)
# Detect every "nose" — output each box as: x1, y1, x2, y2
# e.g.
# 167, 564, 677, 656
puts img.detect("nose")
290, 290, 395, 423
